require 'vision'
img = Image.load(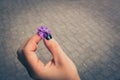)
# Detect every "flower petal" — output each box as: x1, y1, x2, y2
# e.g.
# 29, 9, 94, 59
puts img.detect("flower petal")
37, 26, 51, 39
